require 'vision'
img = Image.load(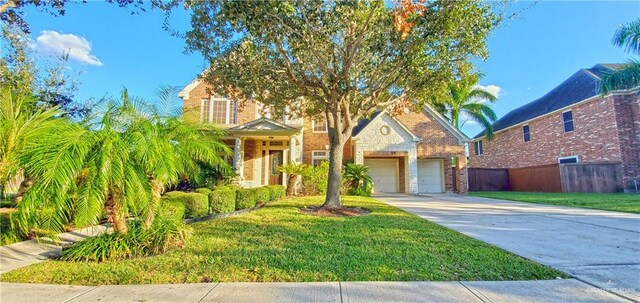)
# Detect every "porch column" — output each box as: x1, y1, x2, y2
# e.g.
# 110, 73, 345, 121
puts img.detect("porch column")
233, 137, 243, 178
